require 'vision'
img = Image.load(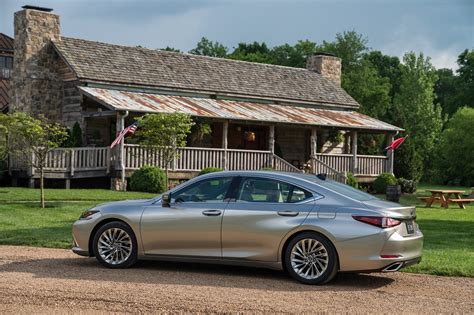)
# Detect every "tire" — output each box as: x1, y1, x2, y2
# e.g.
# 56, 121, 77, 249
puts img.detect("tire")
92, 221, 138, 268
284, 232, 338, 285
